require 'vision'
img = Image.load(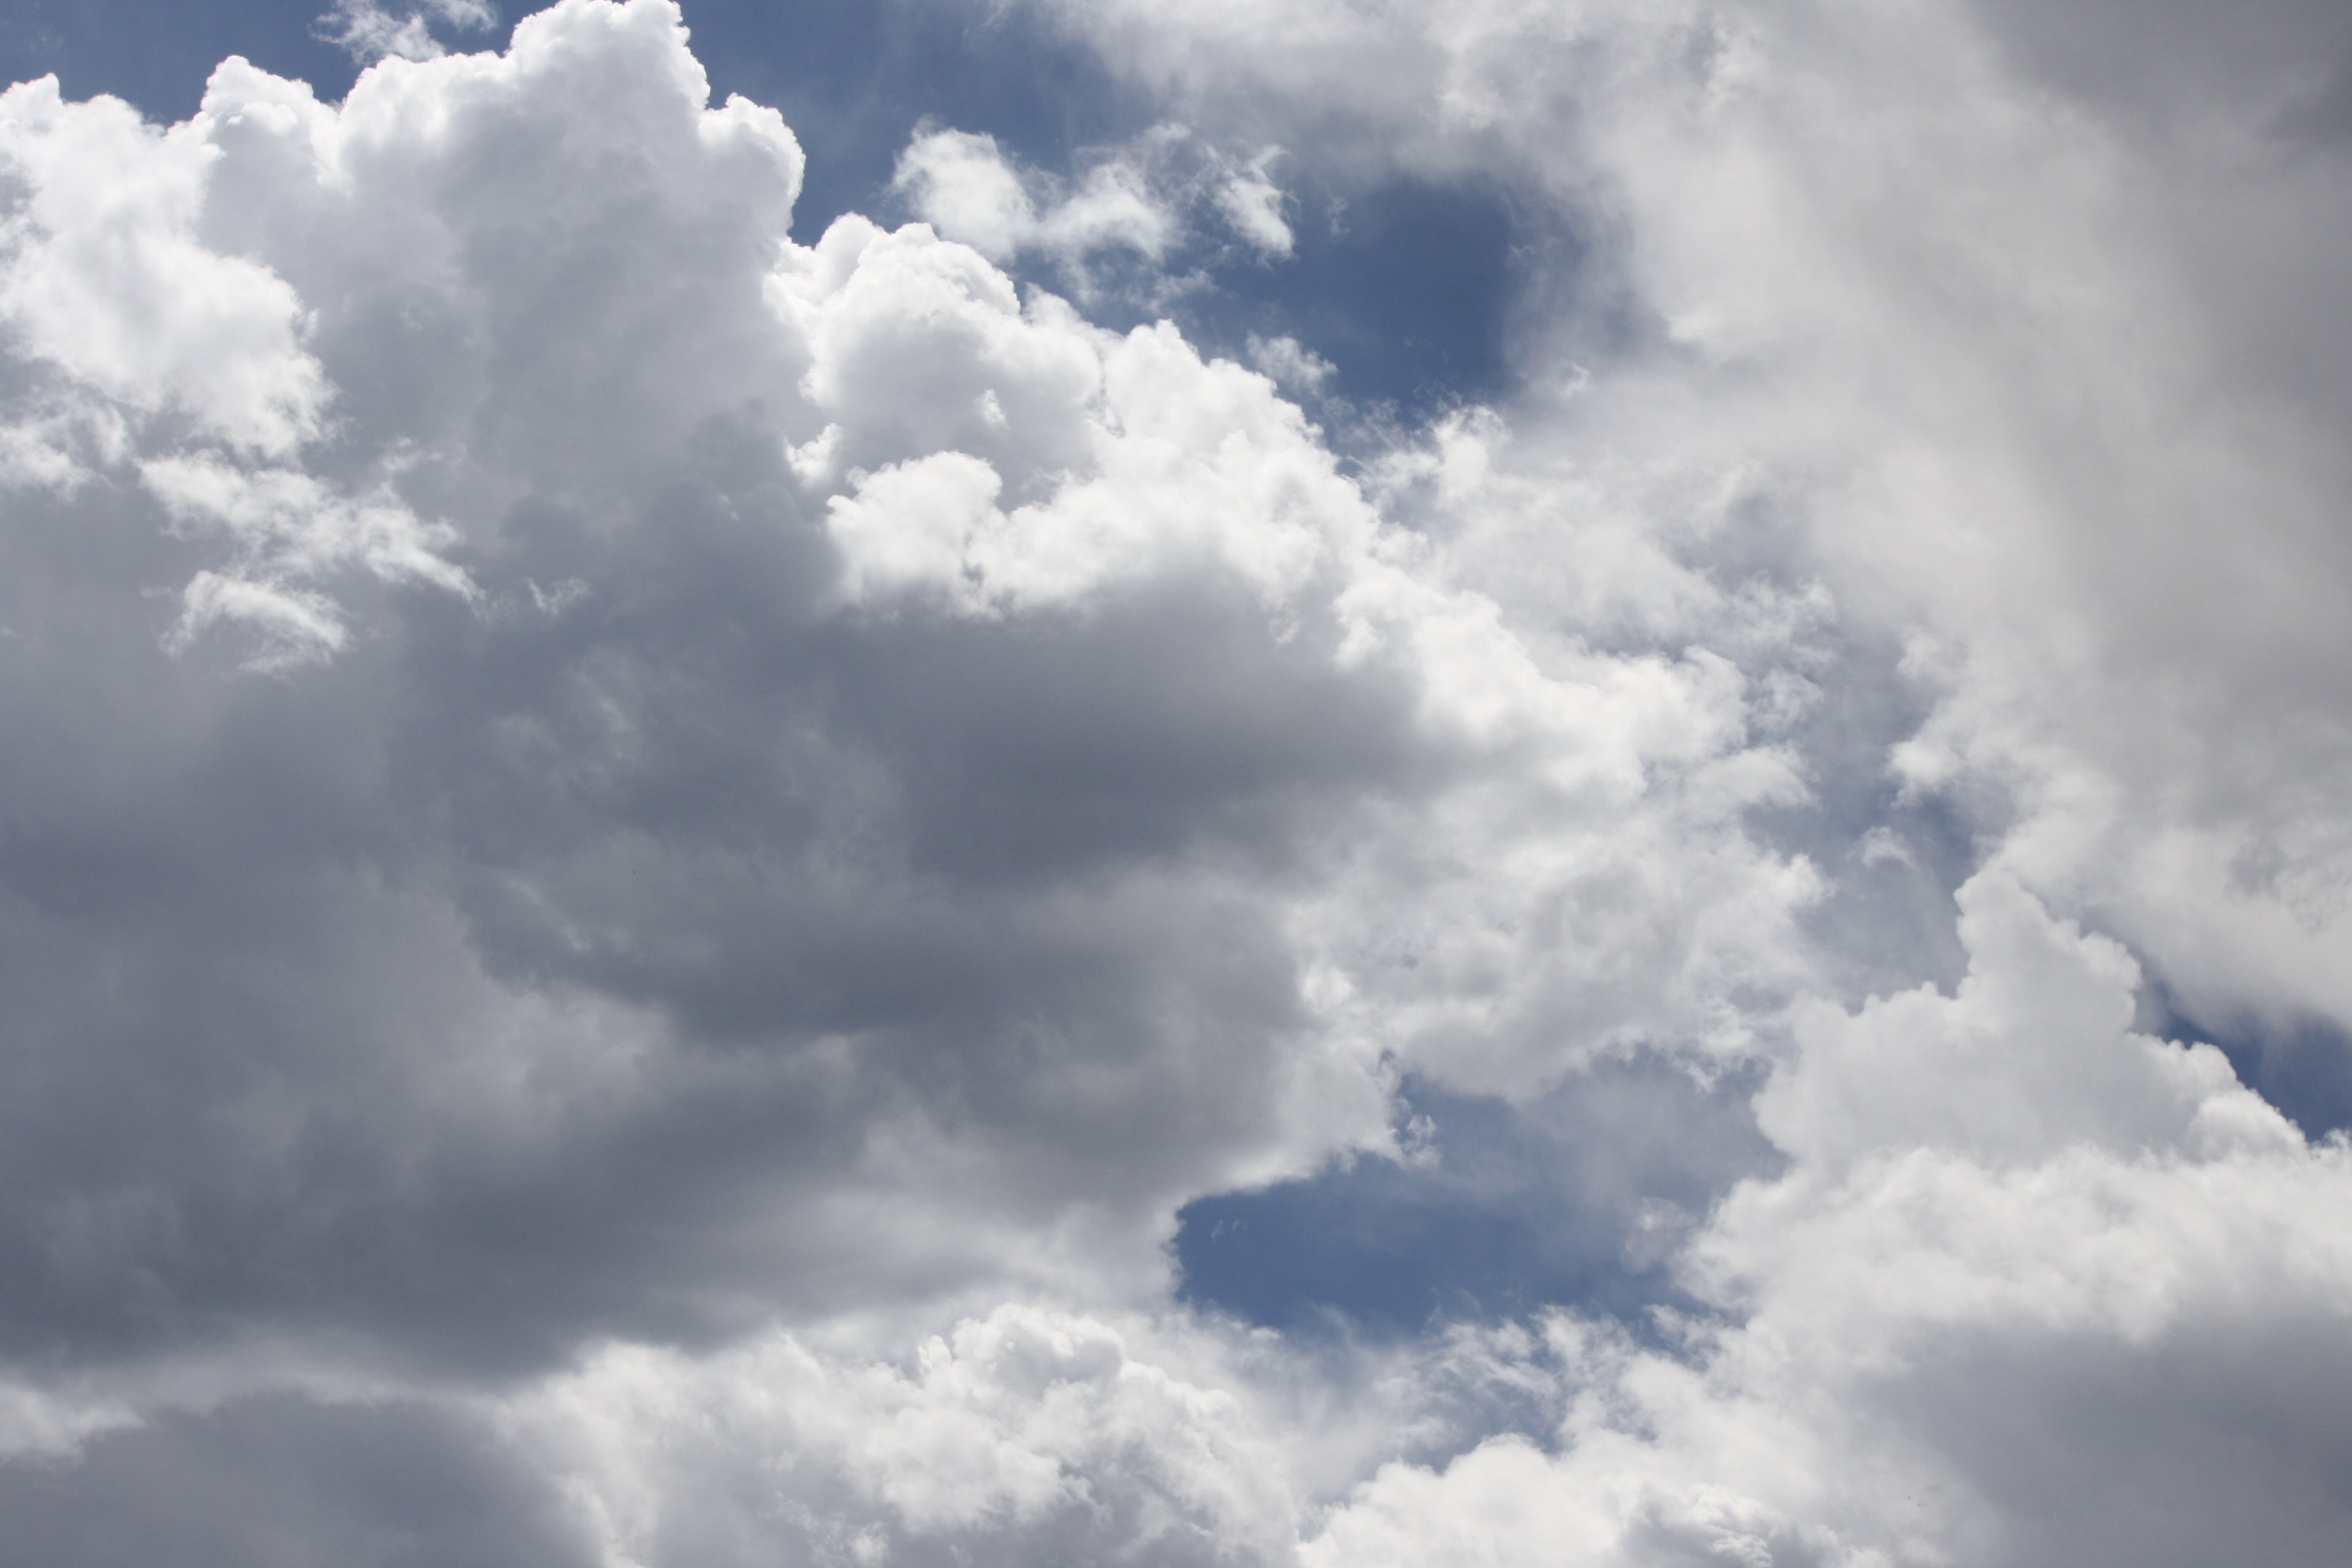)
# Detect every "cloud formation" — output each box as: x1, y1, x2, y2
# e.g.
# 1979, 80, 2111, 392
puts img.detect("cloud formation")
2, 0, 2350, 1562
0, 0, 1799, 1364
889, 120, 1298, 299
315, 0, 500, 65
